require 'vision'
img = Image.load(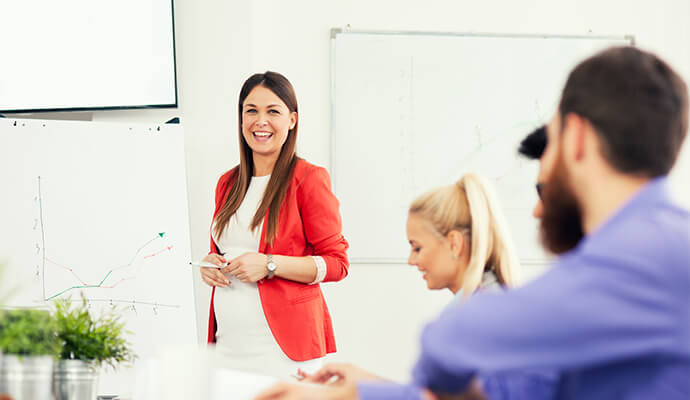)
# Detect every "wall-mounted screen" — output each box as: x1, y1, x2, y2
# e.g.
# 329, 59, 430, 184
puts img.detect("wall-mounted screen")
0, 0, 177, 113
